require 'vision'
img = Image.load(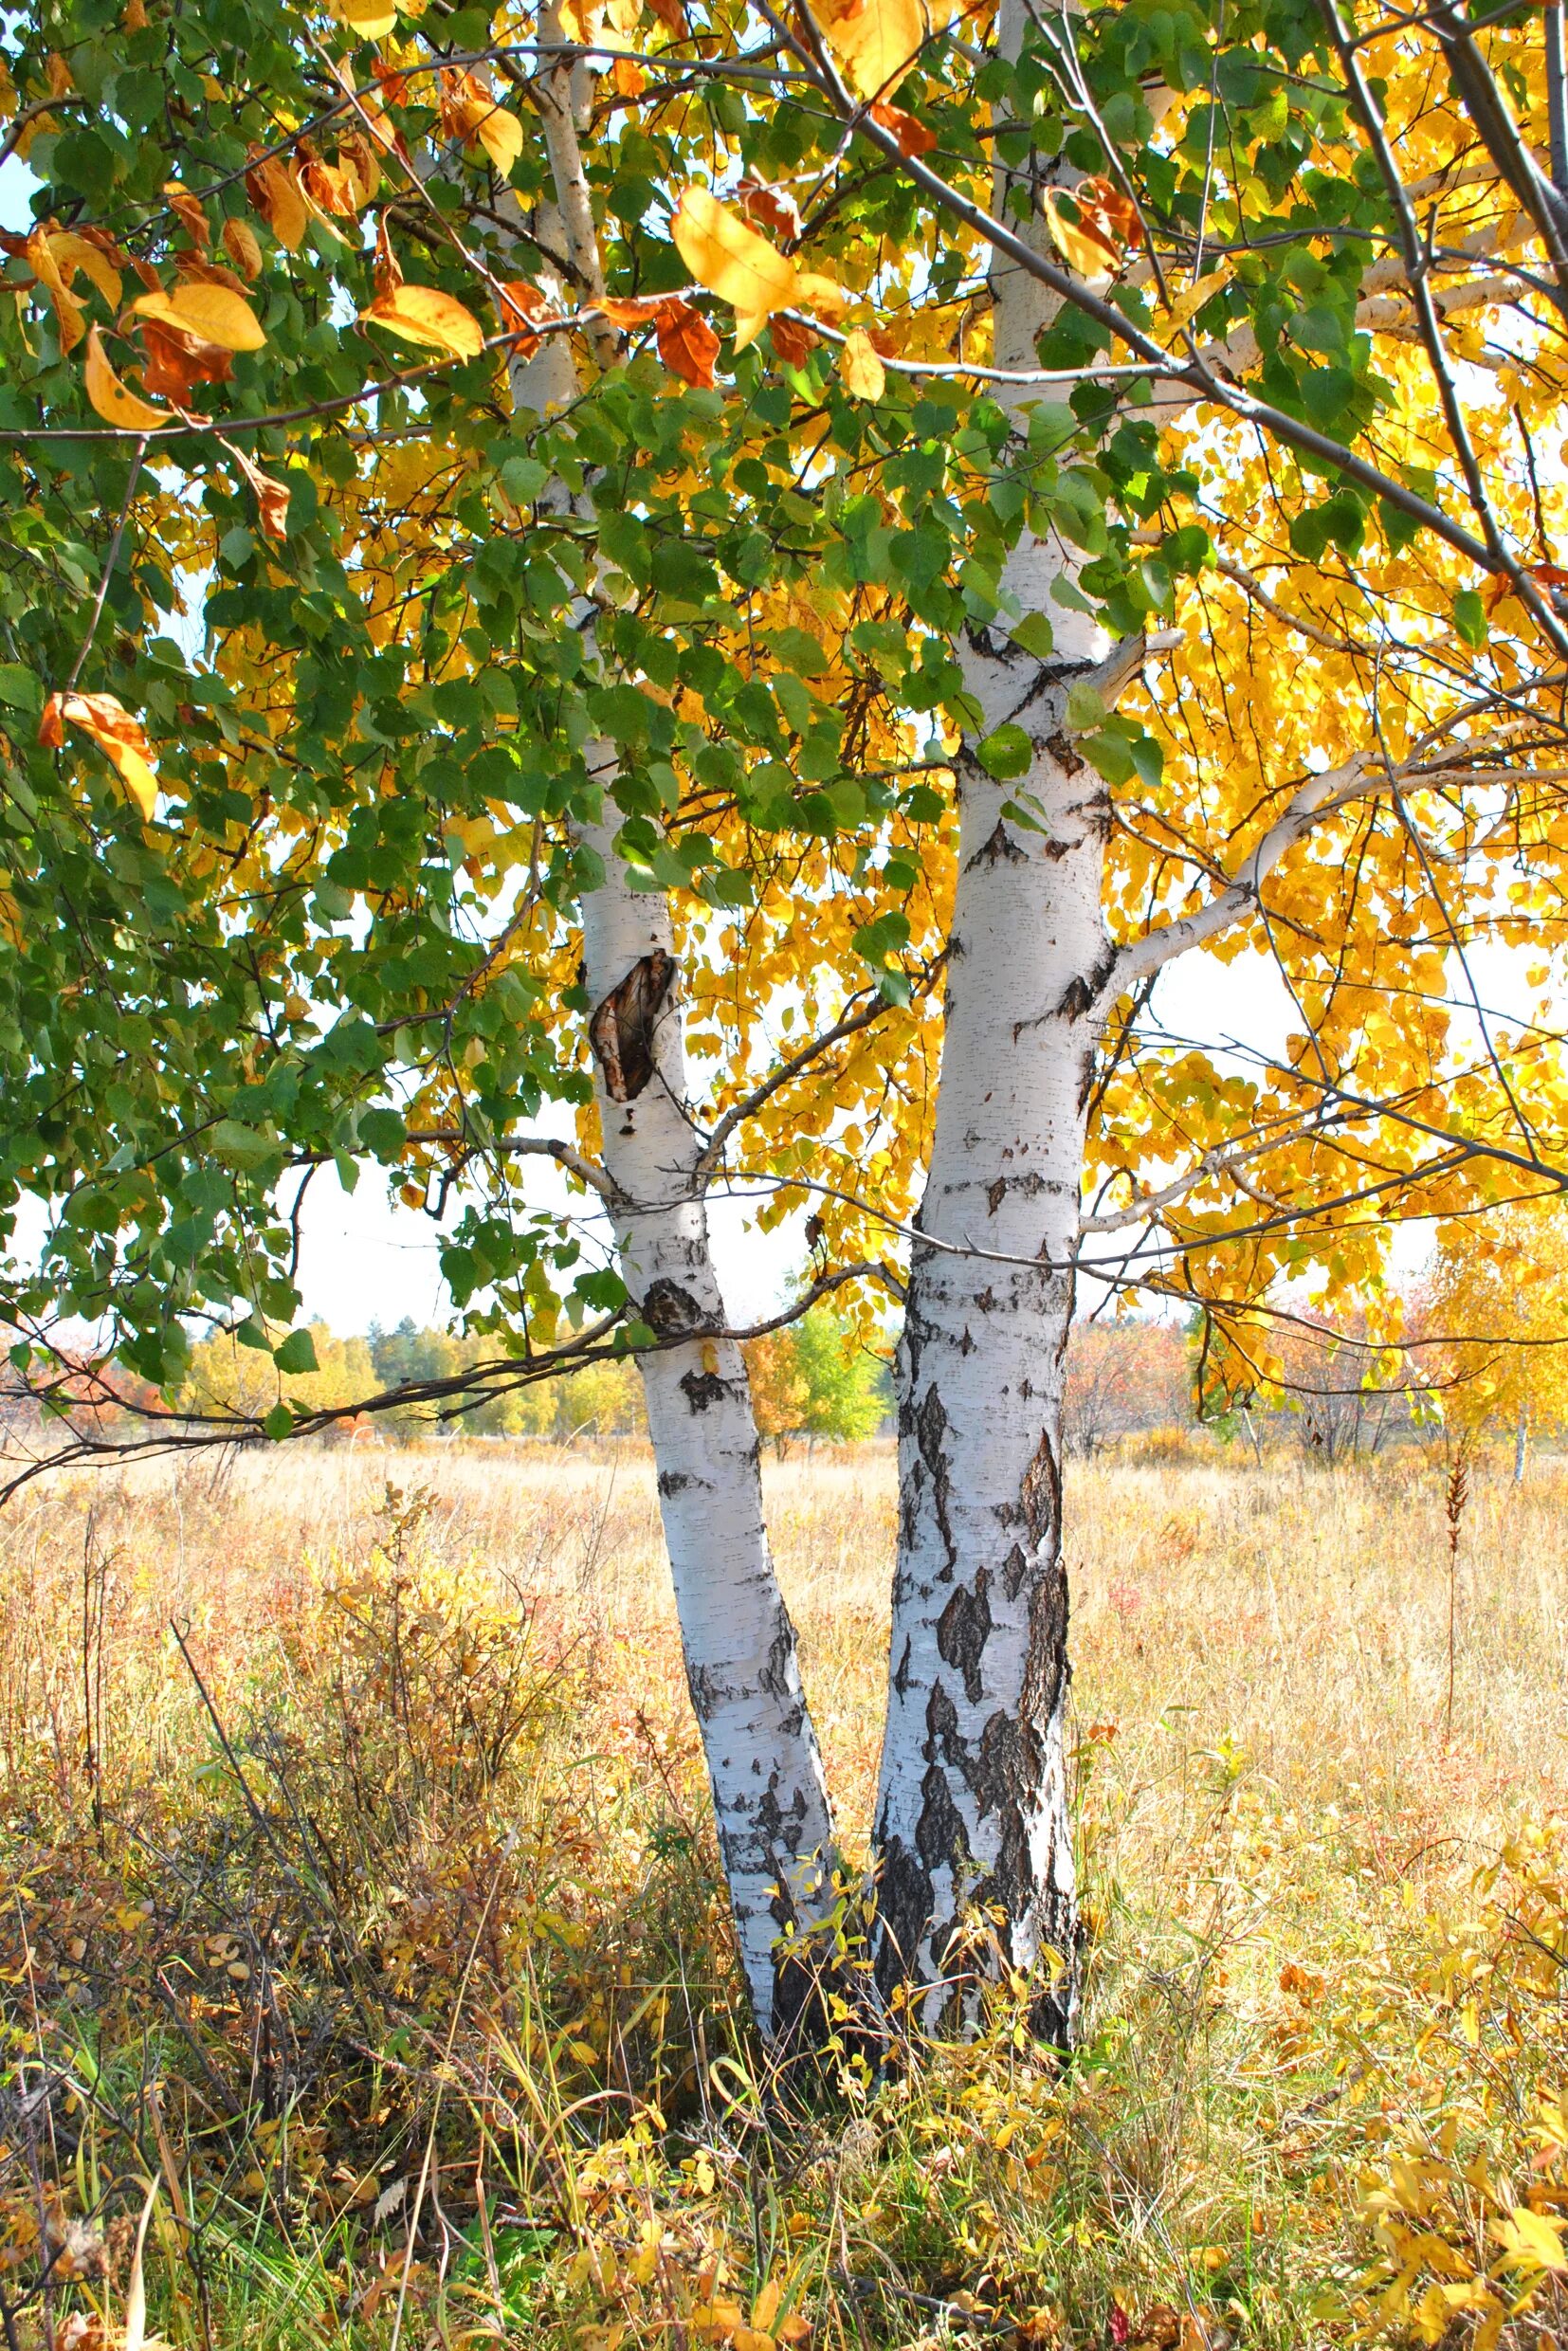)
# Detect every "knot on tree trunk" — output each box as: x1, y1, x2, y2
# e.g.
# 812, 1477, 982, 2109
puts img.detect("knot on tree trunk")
589, 947, 675, 1102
